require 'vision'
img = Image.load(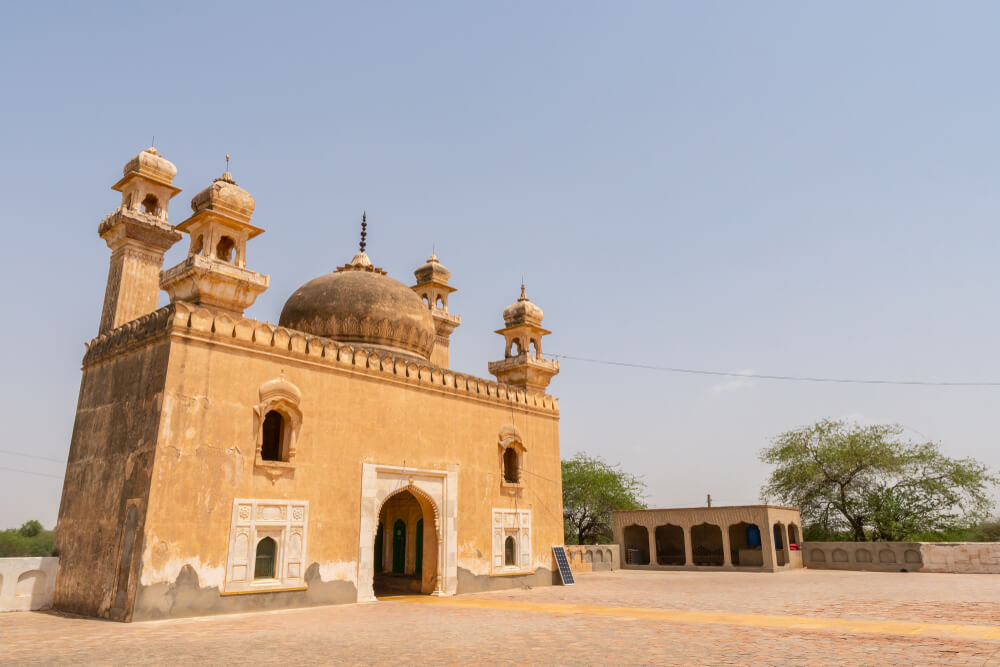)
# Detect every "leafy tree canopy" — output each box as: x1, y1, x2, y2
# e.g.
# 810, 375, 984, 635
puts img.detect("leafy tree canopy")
18, 519, 43, 538
0, 520, 53, 557
563, 453, 645, 544
760, 419, 998, 541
